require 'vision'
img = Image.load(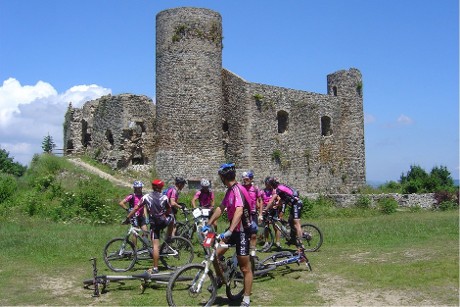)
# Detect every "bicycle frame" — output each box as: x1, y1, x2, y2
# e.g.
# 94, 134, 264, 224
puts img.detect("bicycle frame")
201, 232, 238, 286
260, 250, 312, 271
